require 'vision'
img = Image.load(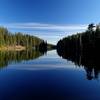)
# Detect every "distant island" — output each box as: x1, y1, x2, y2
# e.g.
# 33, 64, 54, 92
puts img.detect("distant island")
0, 27, 55, 51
